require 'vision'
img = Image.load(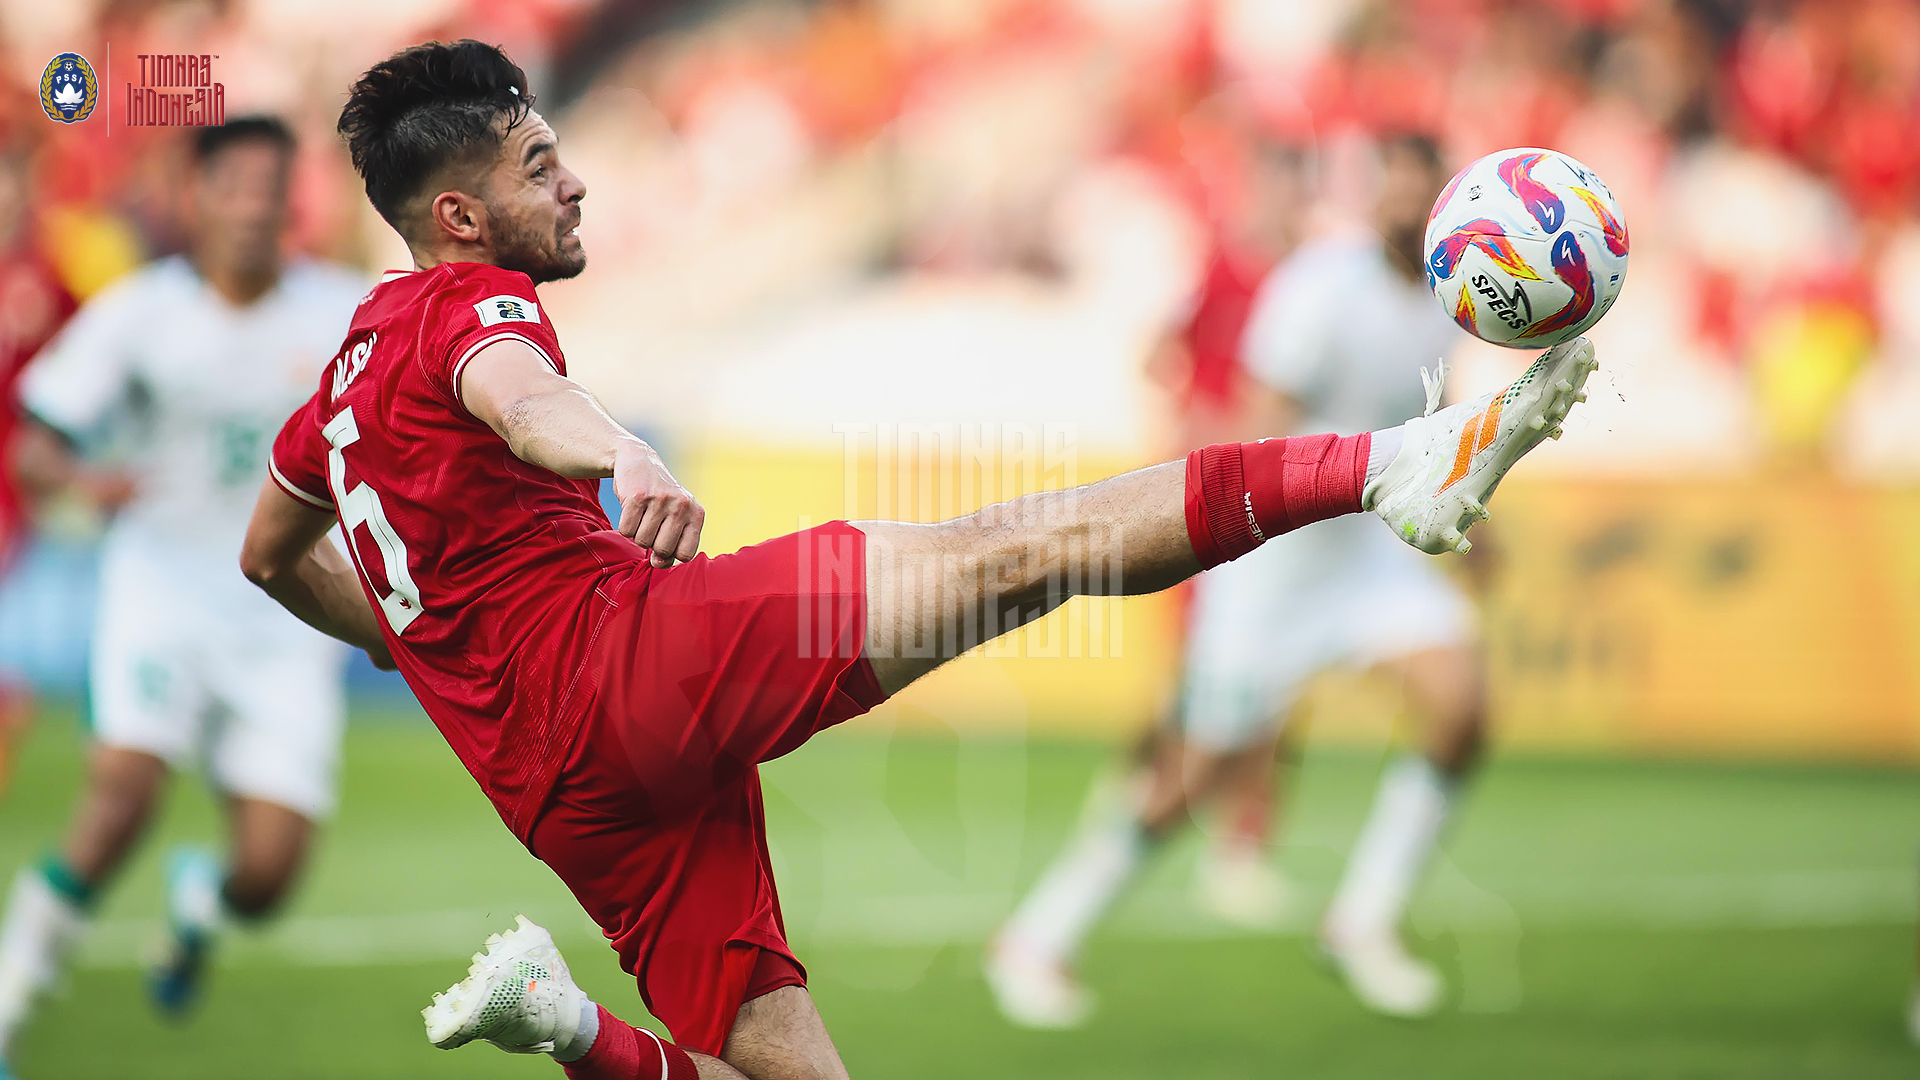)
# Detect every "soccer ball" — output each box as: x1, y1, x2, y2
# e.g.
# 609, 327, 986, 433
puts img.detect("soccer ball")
1424, 147, 1629, 348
